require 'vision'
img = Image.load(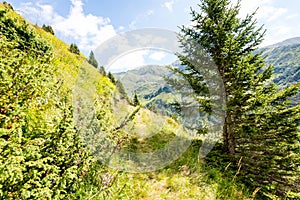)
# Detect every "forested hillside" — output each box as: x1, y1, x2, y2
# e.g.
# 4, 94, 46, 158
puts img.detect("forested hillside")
263, 38, 300, 86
